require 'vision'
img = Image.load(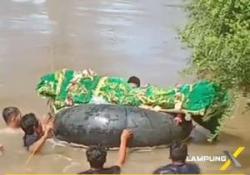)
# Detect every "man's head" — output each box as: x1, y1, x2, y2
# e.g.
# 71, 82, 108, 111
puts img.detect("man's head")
20, 113, 40, 135
2, 107, 21, 128
169, 142, 188, 163
86, 145, 107, 169
128, 76, 140, 88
